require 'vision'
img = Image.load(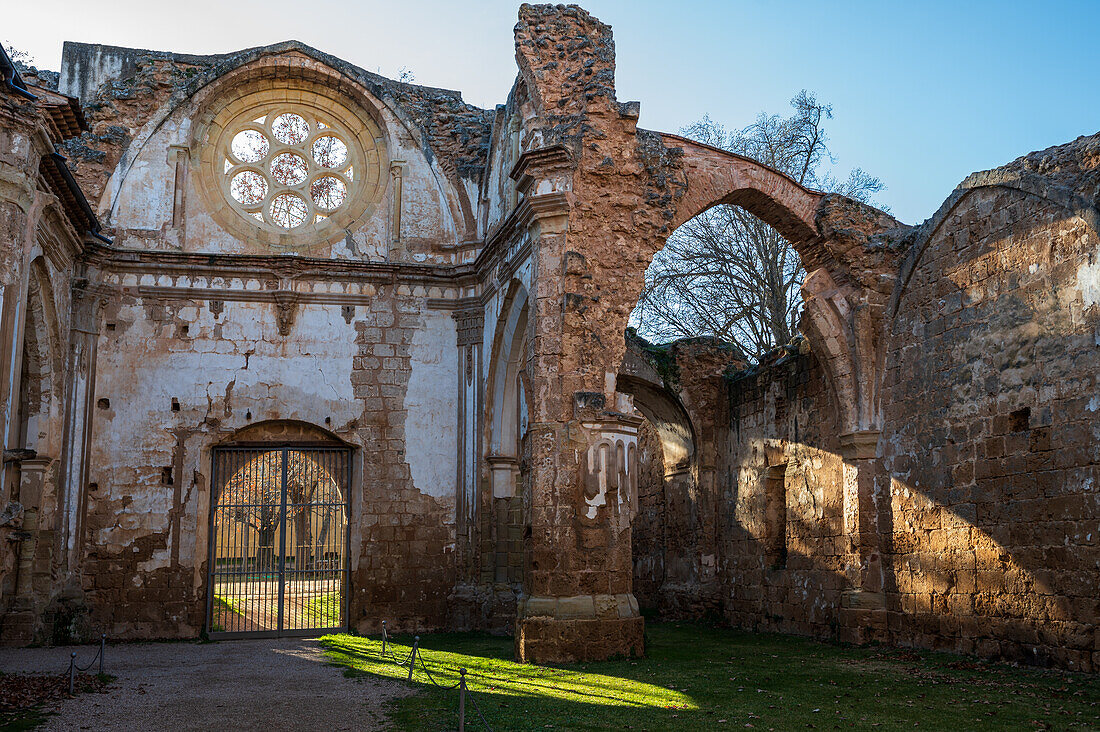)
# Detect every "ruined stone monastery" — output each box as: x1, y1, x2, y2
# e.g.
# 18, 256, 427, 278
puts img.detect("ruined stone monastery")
0, 4, 1097, 669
